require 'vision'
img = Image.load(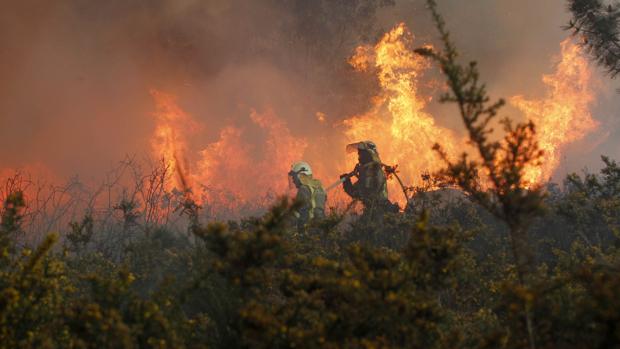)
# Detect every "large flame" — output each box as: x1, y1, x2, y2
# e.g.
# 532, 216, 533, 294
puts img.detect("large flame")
510, 39, 598, 184
343, 23, 461, 206
194, 109, 307, 215
150, 89, 197, 191
144, 30, 601, 216
149, 90, 306, 217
